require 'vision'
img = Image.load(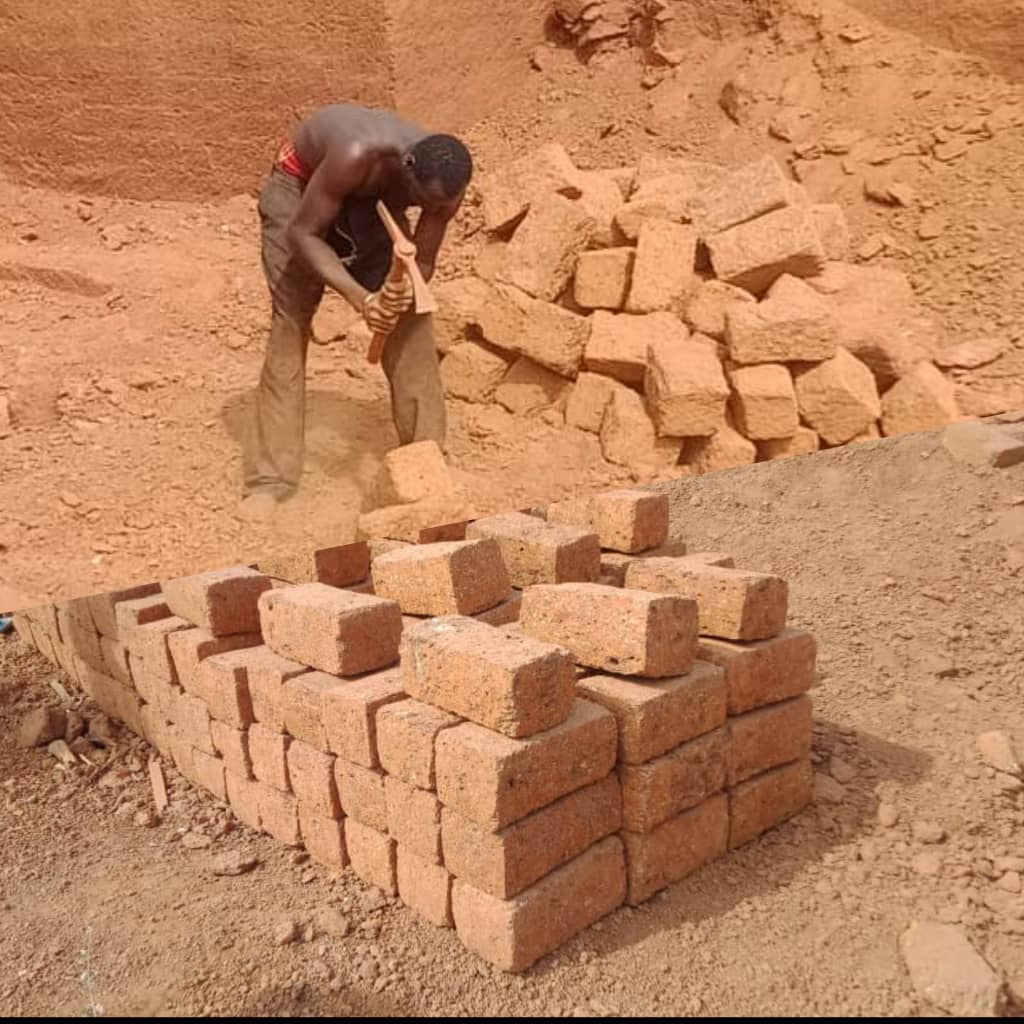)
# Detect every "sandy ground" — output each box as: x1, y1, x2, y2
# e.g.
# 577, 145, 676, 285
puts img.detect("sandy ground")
1, 0, 1023, 609
2, 424, 1023, 1016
